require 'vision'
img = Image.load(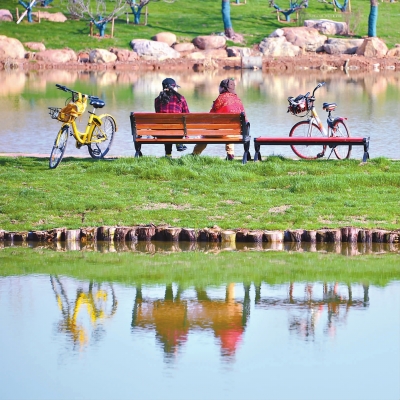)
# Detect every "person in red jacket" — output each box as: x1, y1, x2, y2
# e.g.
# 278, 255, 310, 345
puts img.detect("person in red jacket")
192, 78, 246, 160
155, 78, 190, 158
